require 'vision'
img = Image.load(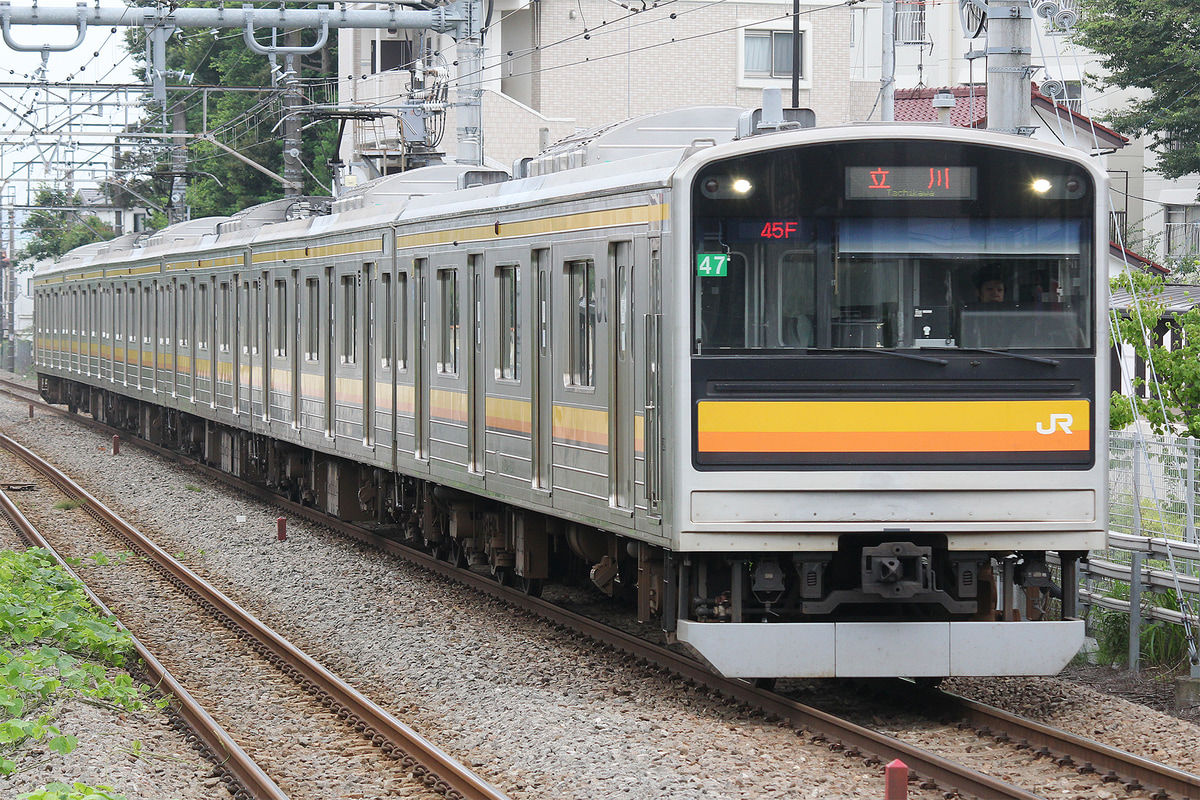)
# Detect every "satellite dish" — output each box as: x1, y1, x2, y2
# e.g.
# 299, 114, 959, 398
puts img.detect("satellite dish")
959, 0, 987, 38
